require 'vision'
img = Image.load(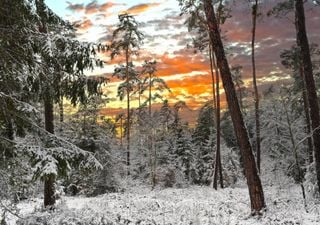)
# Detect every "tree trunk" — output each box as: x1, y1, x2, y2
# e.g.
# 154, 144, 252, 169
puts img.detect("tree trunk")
6, 118, 14, 141
212, 52, 223, 189
282, 97, 307, 209
300, 66, 313, 163
251, 0, 261, 173
38, 10, 56, 208
295, 0, 320, 194
151, 129, 156, 189
148, 73, 156, 188
237, 84, 244, 112
138, 83, 141, 109
203, 0, 265, 213
120, 117, 123, 148
209, 46, 217, 117
149, 73, 152, 117
59, 97, 64, 123
44, 95, 54, 134
44, 94, 56, 208
125, 49, 130, 176
44, 174, 55, 207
